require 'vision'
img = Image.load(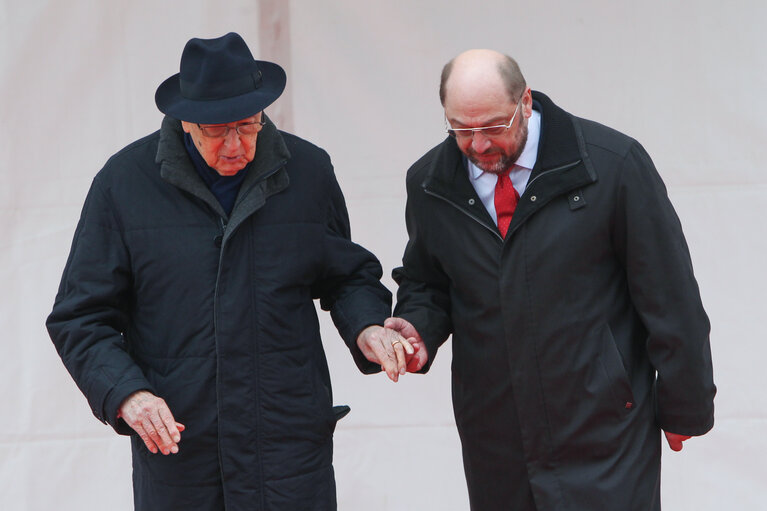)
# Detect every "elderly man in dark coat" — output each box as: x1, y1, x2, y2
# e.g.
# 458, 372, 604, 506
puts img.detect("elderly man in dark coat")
47, 33, 413, 510
386, 49, 716, 510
